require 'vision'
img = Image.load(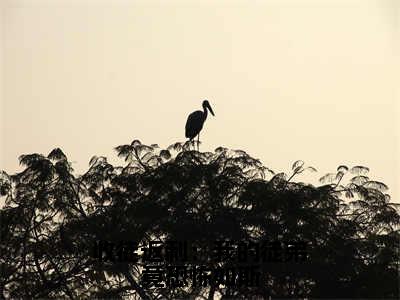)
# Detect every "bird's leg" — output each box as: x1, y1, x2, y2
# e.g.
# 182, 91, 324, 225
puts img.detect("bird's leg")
197, 133, 200, 151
